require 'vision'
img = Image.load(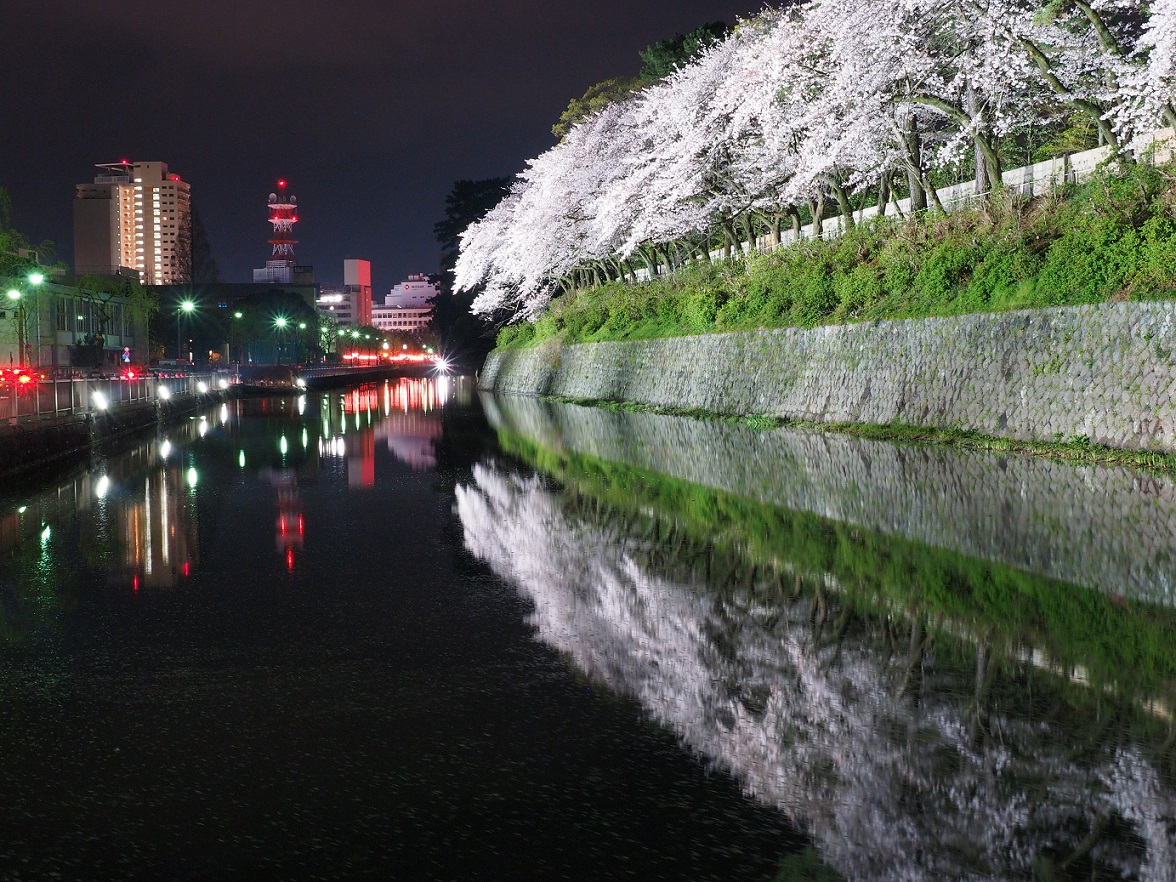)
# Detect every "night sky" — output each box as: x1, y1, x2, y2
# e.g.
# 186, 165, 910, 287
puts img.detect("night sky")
0, 1, 758, 296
